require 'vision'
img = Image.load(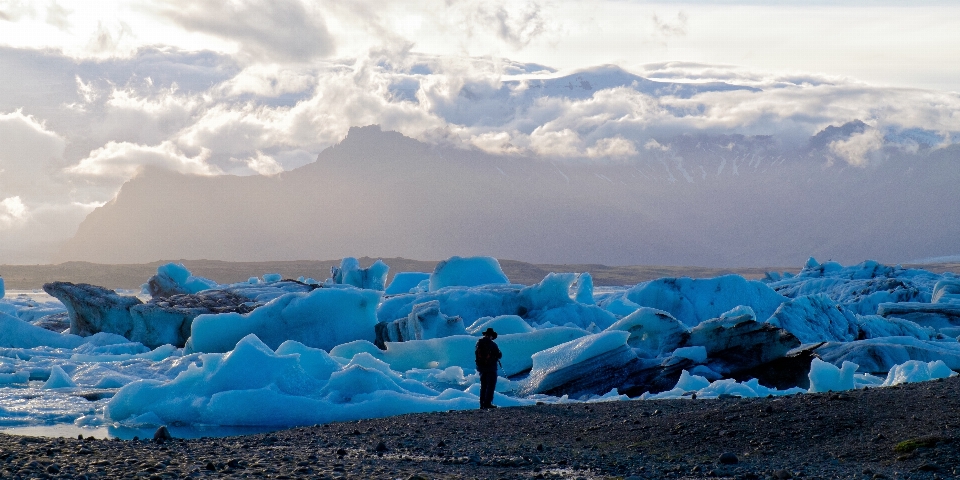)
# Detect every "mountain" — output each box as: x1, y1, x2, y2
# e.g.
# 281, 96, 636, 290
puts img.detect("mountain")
55, 125, 960, 267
